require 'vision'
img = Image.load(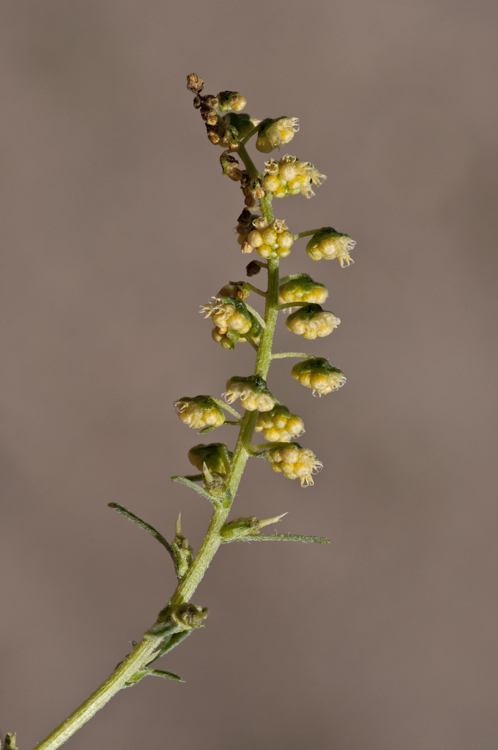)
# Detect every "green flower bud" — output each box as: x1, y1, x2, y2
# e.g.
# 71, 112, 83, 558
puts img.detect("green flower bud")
188, 443, 233, 474
218, 90, 247, 112
222, 112, 256, 140
291, 358, 346, 396
286, 304, 340, 340
278, 274, 328, 305
255, 117, 300, 153
306, 228, 356, 266
171, 603, 209, 631
175, 396, 225, 429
